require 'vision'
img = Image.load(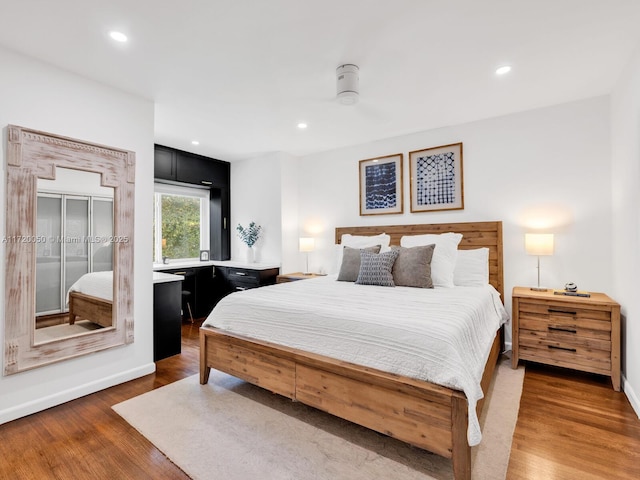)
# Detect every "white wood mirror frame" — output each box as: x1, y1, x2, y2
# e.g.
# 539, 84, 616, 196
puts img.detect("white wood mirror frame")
4, 125, 135, 375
